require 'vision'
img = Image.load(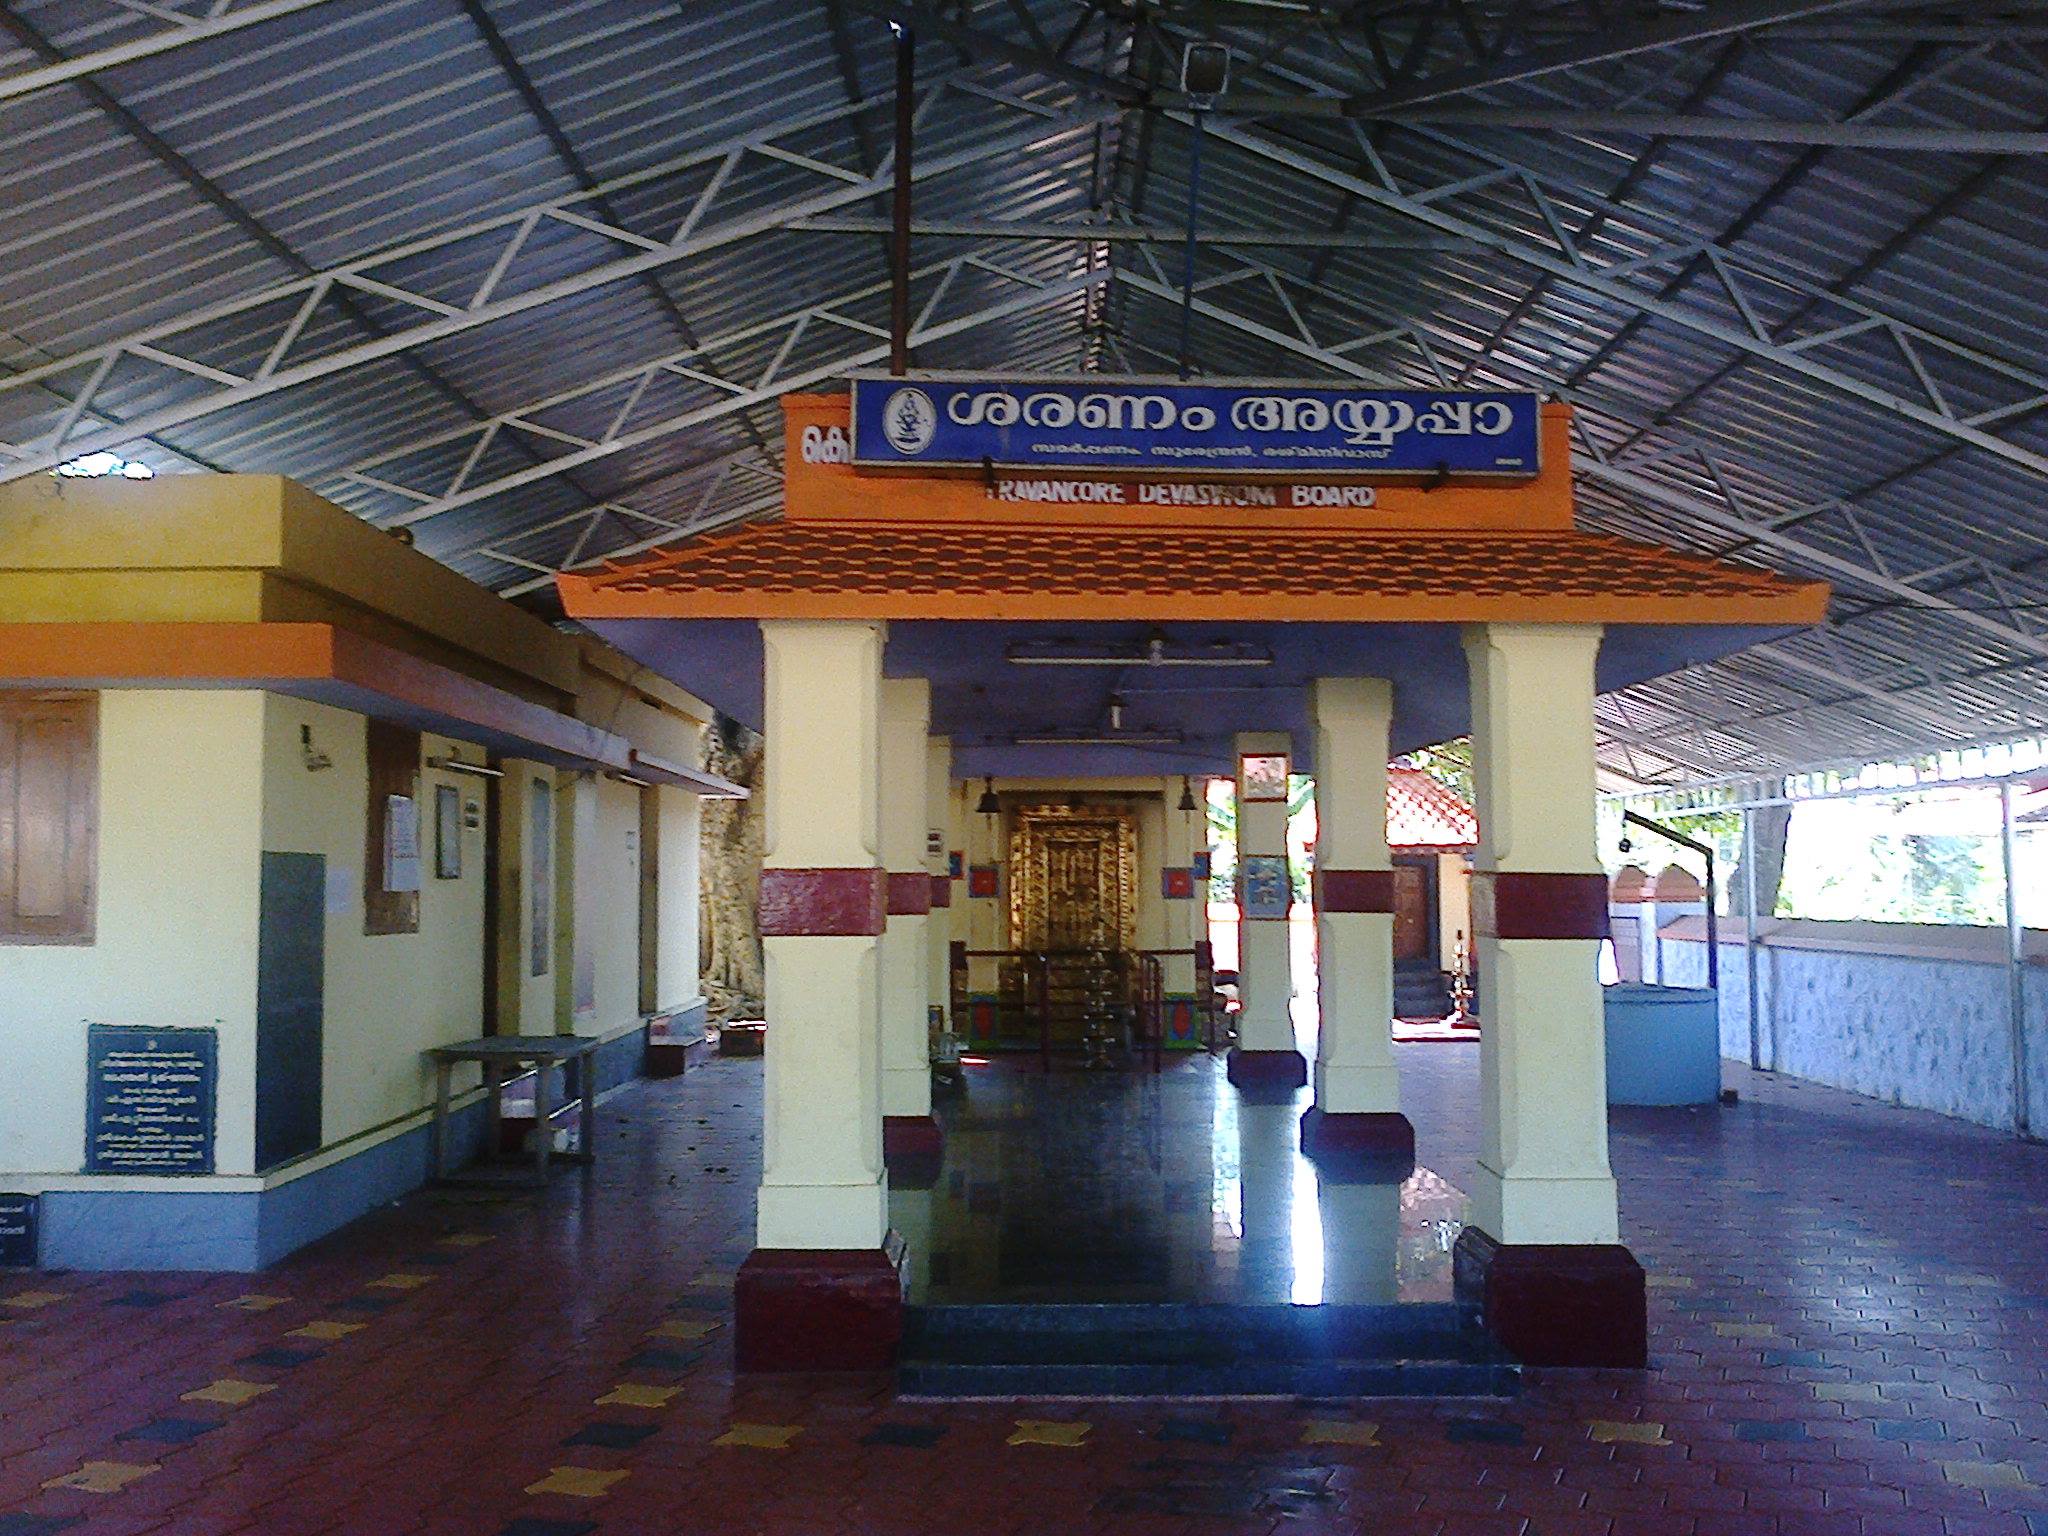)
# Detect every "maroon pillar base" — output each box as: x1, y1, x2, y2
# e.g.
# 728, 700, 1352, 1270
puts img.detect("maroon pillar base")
1299, 1108, 1415, 1177
883, 1114, 944, 1159
1225, 1048, 1308, 1099
883, 1115, 944, 1190
734, 1245, 905, 1372
1453, 1226, 1647, 1368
